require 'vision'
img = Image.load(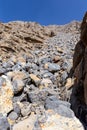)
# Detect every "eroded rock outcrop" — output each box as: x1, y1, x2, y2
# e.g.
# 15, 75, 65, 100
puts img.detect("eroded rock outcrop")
0, 21, 80, 60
